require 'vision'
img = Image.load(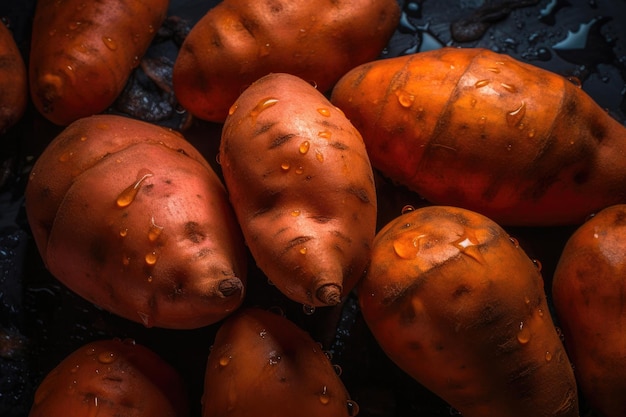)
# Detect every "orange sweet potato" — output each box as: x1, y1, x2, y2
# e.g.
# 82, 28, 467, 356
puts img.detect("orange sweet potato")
172, 0, 400, 123
552, 204, 626, 417
29, 0, 169, 126
202, 307, 359, 417
29, 338, 189, 417
330, 47, 626, 226
0, 20, 27, 134
25, 114, 247, 329
219, 72, 377, 308
358, 205, 579, 417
